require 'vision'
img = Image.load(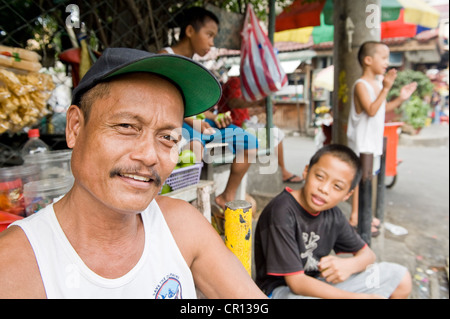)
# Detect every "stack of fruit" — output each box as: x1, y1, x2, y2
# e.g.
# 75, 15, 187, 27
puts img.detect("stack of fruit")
174, 149, 196, 170
160, 150, 197, 195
